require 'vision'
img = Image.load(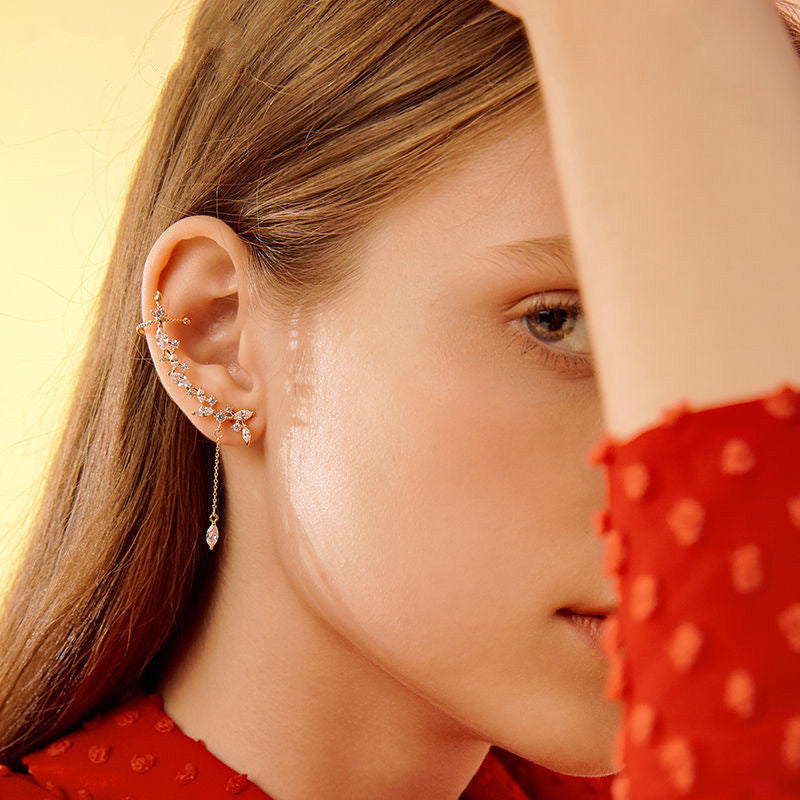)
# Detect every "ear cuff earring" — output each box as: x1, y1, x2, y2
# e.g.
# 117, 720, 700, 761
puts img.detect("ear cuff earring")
136, 290, 254, 551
